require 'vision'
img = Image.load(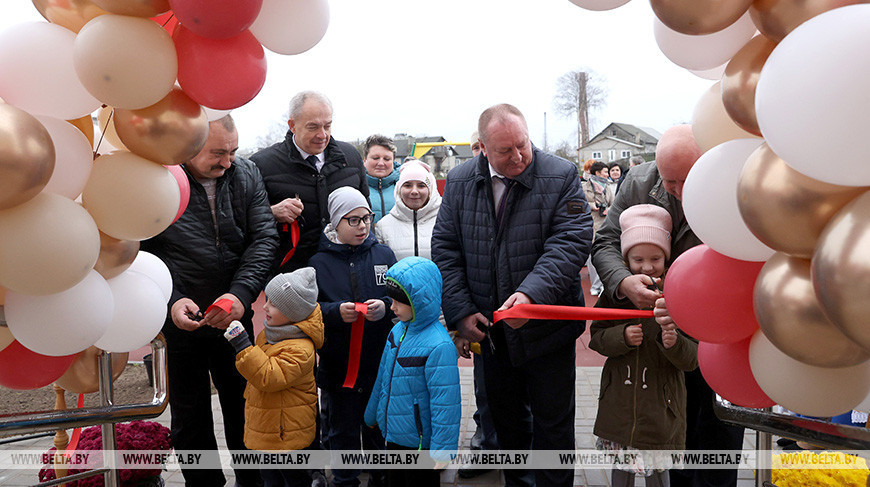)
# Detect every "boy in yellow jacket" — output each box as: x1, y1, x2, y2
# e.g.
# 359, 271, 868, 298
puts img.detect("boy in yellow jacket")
225, 267, 325, 487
